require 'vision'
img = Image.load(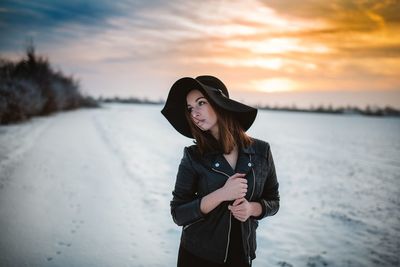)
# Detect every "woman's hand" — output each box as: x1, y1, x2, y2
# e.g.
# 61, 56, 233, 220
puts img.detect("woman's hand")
219, 173, 247, 201
200, 173, 247, 215
228, 198, 260, 222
